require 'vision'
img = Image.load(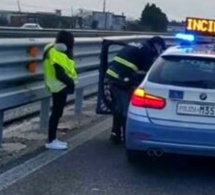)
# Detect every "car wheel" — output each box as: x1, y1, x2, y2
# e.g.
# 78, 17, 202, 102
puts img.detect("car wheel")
126, 149, 141, 163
